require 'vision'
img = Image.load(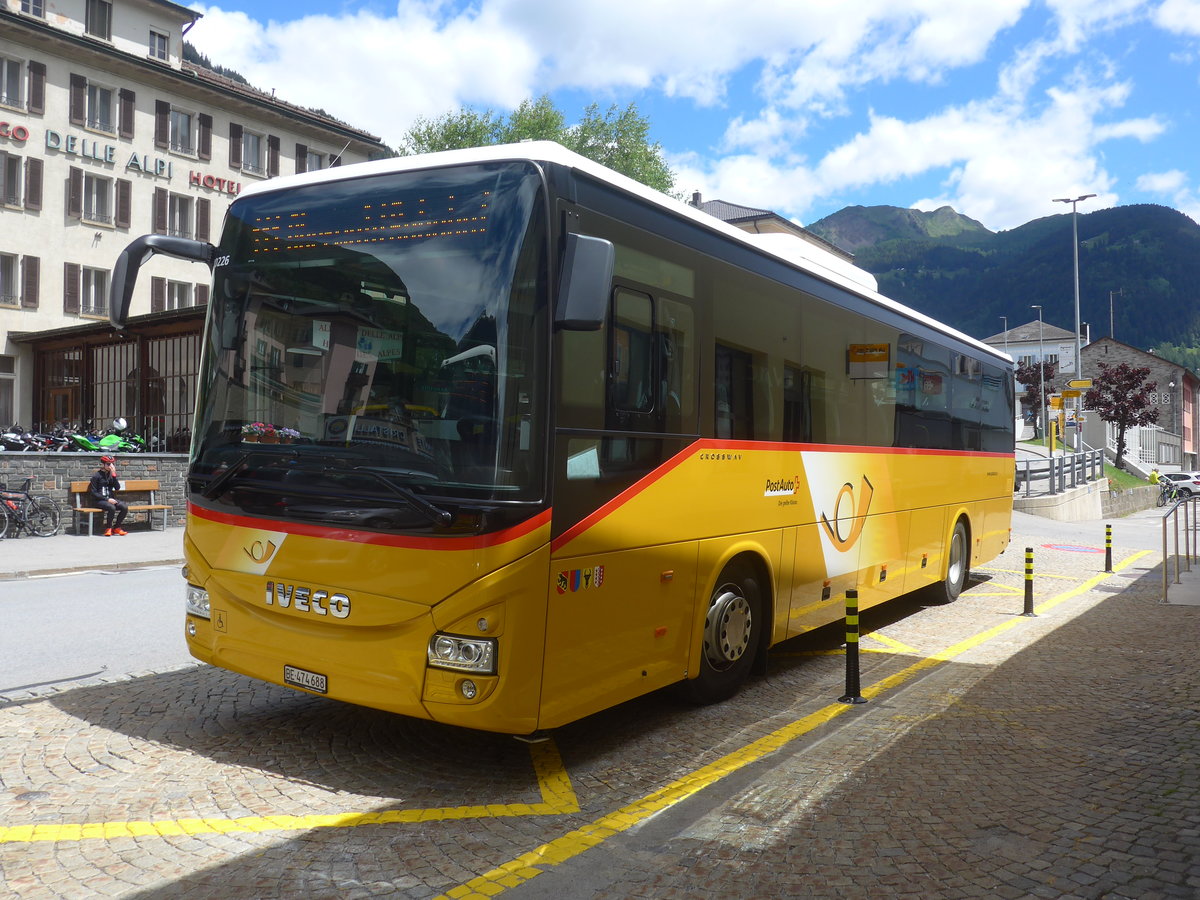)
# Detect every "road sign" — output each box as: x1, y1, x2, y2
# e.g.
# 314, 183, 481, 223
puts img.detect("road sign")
1062, 389, 1081, 398
1067, 379, 1093, 389
1050, 396, 1063, 409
